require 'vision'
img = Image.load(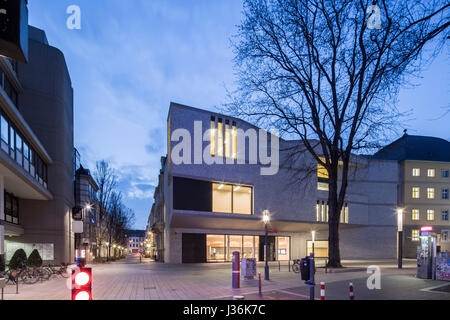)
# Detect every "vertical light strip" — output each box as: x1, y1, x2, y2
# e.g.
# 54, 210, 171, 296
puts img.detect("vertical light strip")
316, 201, 320, 222
232, 121, 237, 159
225, 120, 231, 158
218, 118, 223, 157
210, 116, 216, 156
